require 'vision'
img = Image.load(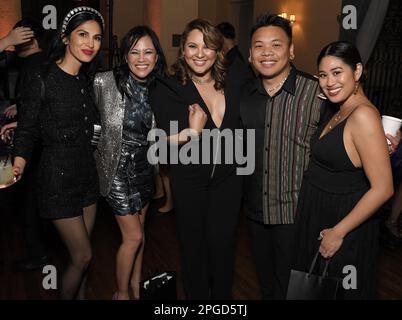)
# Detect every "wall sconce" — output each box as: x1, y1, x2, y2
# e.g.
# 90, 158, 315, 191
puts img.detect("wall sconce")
278, 13, 296, 25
